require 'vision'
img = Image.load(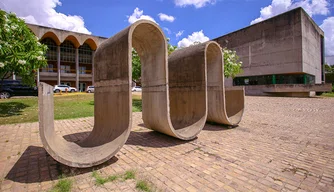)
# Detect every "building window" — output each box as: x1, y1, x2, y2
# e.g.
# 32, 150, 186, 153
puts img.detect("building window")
60, 40, 76, 62
42, 64, 54, 72
41, 38, 57, 61
79, 66, 86, 74
61, 82, 71, 86
79, 43, 93, 64
306, 74, 315, 84
276, 74, 304, 84
60, 65, 71, 73
234, 74, 315, 86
